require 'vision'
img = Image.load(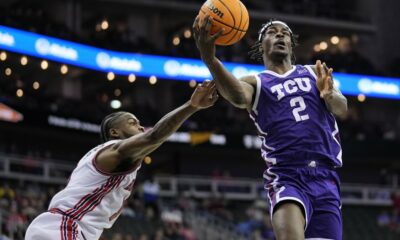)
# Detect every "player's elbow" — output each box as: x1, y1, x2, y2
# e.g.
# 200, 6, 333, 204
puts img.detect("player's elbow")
115, 131, 158, 158
228, 95, 250, 109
